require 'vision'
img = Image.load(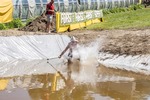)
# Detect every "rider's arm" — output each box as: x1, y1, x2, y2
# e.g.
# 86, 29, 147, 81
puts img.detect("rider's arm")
59, 44, 70, 58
